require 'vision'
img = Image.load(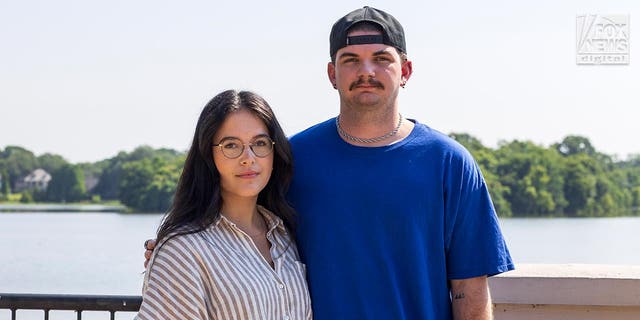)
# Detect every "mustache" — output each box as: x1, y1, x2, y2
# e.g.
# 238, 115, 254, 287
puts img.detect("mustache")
349, 77, 384, 91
